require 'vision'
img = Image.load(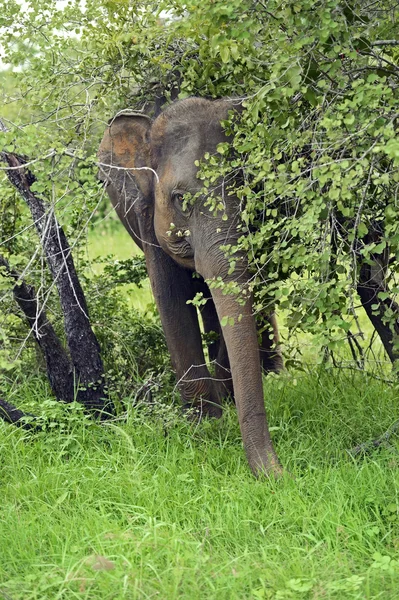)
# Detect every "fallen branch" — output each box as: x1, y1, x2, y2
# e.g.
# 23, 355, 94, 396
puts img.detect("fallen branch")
349, 420, 399, 456
0, 397, 38, 431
